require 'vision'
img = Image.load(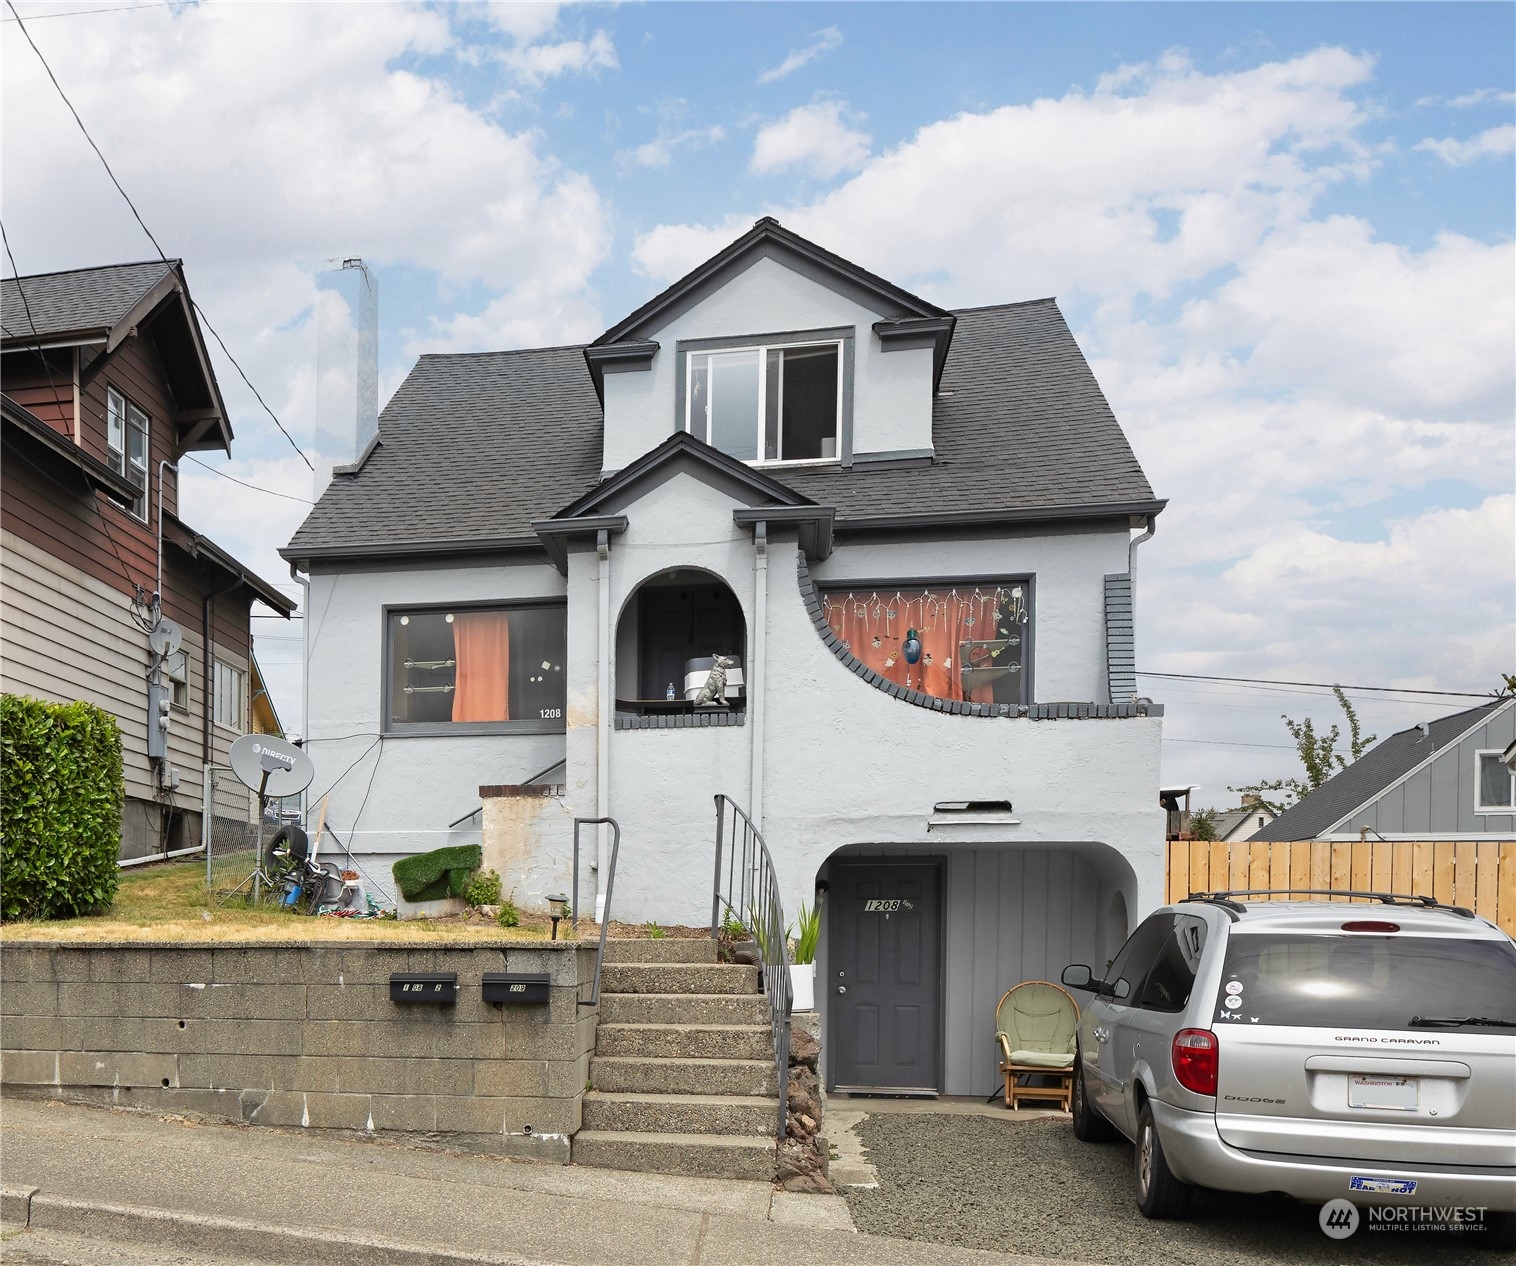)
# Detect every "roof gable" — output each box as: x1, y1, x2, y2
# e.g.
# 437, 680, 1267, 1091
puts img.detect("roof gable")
1254, 697, 1515, 840
3, 260, 232, 455
552, 429, 814, 521
594, 219, 950, 349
